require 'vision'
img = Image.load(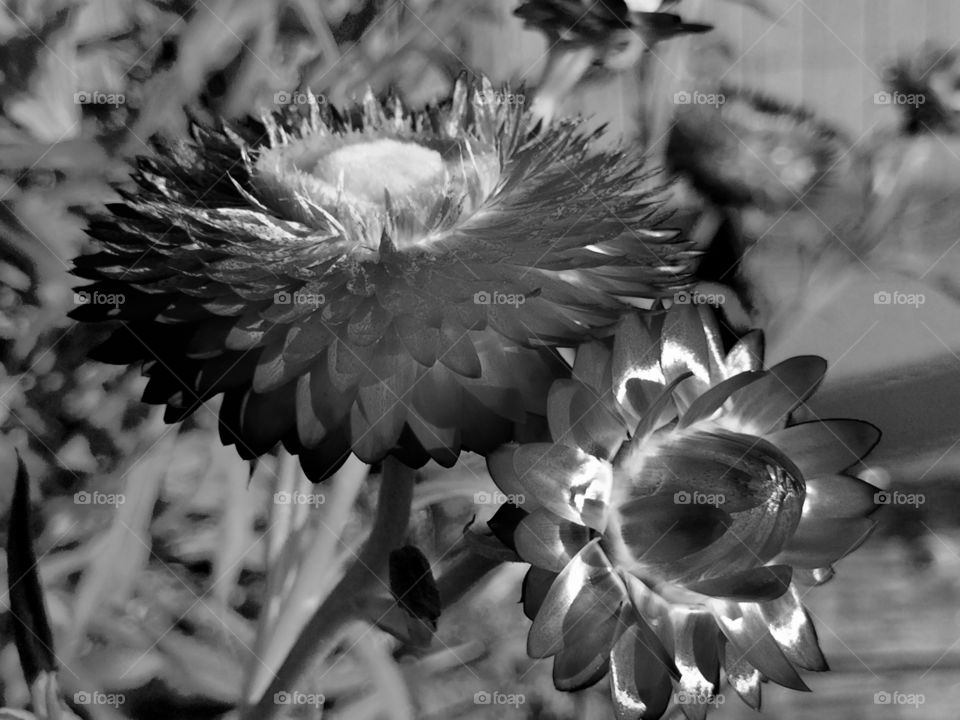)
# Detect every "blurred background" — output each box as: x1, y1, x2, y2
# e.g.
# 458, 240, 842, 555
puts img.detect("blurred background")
1, 0, 959, 718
